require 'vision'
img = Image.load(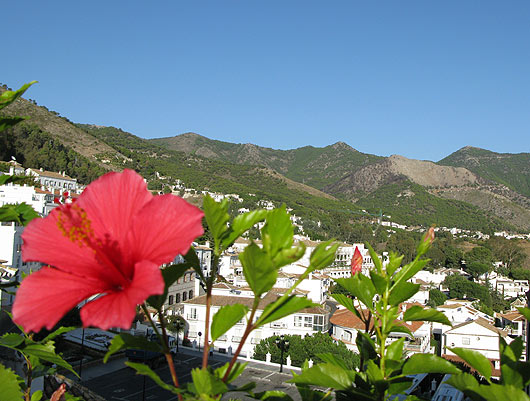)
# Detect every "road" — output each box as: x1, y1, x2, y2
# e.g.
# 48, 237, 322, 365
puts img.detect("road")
80, 351, 301, 401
